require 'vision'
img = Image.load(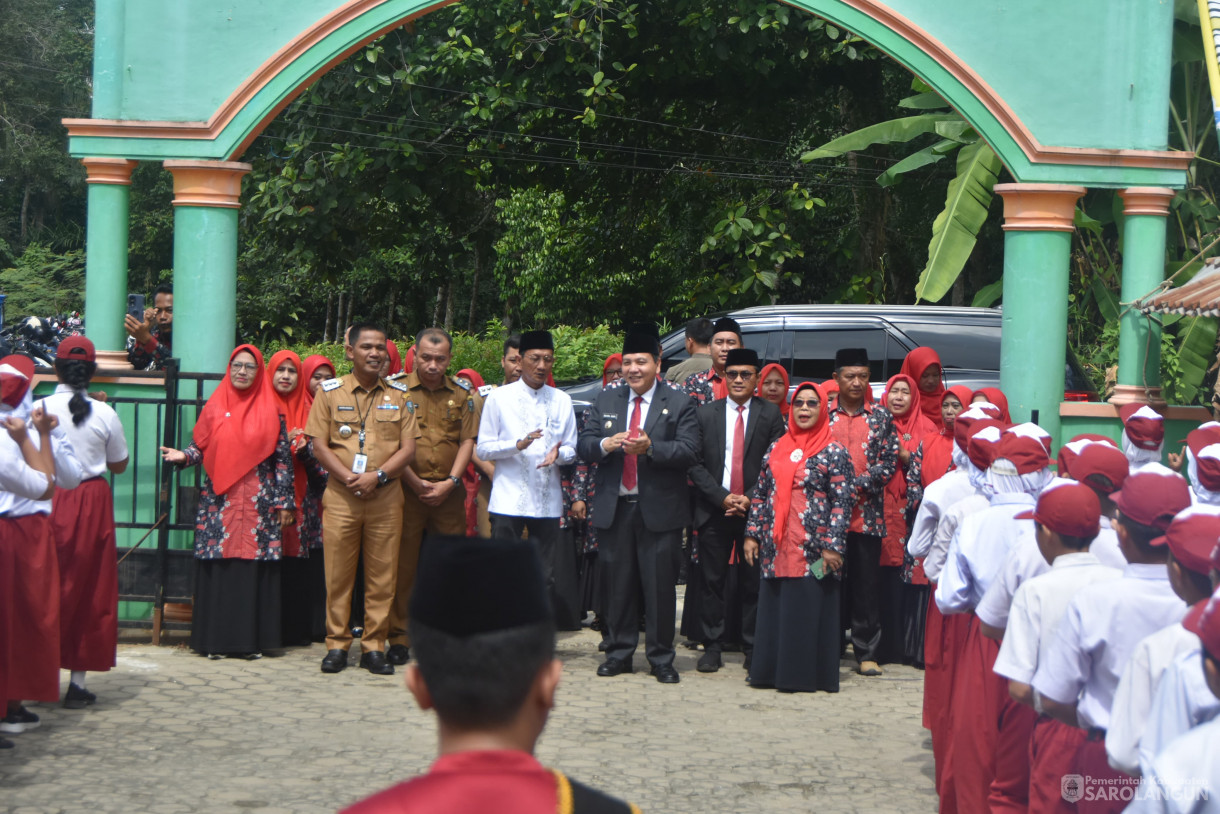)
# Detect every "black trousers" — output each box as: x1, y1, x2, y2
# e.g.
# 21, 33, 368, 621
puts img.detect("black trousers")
599, 498, 681, 668
695, 515, 758, 655
846, 531, 882, 663
490, 514, 580, 630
